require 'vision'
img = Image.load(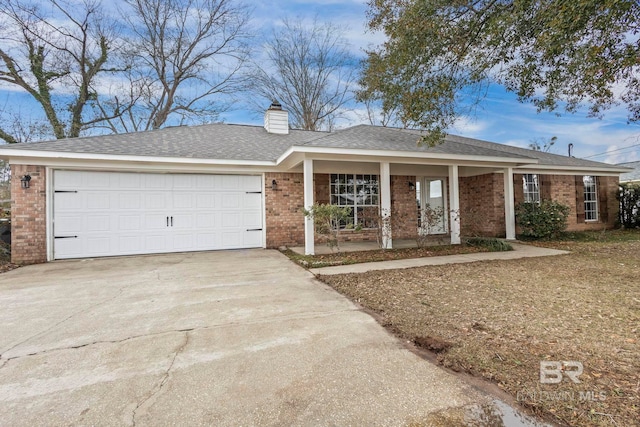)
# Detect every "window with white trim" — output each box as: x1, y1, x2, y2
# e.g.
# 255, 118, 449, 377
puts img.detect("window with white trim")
583, 176, 598, 221
522, 174, 540, 203
330, 174, 379, 228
